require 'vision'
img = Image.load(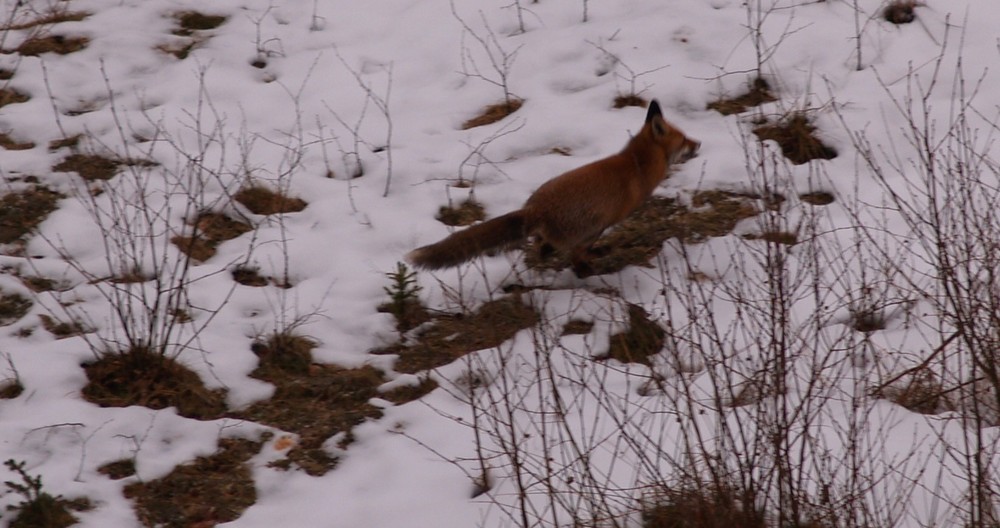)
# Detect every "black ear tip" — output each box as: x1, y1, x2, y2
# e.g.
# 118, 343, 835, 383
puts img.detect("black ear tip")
645, 99, 662, 122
